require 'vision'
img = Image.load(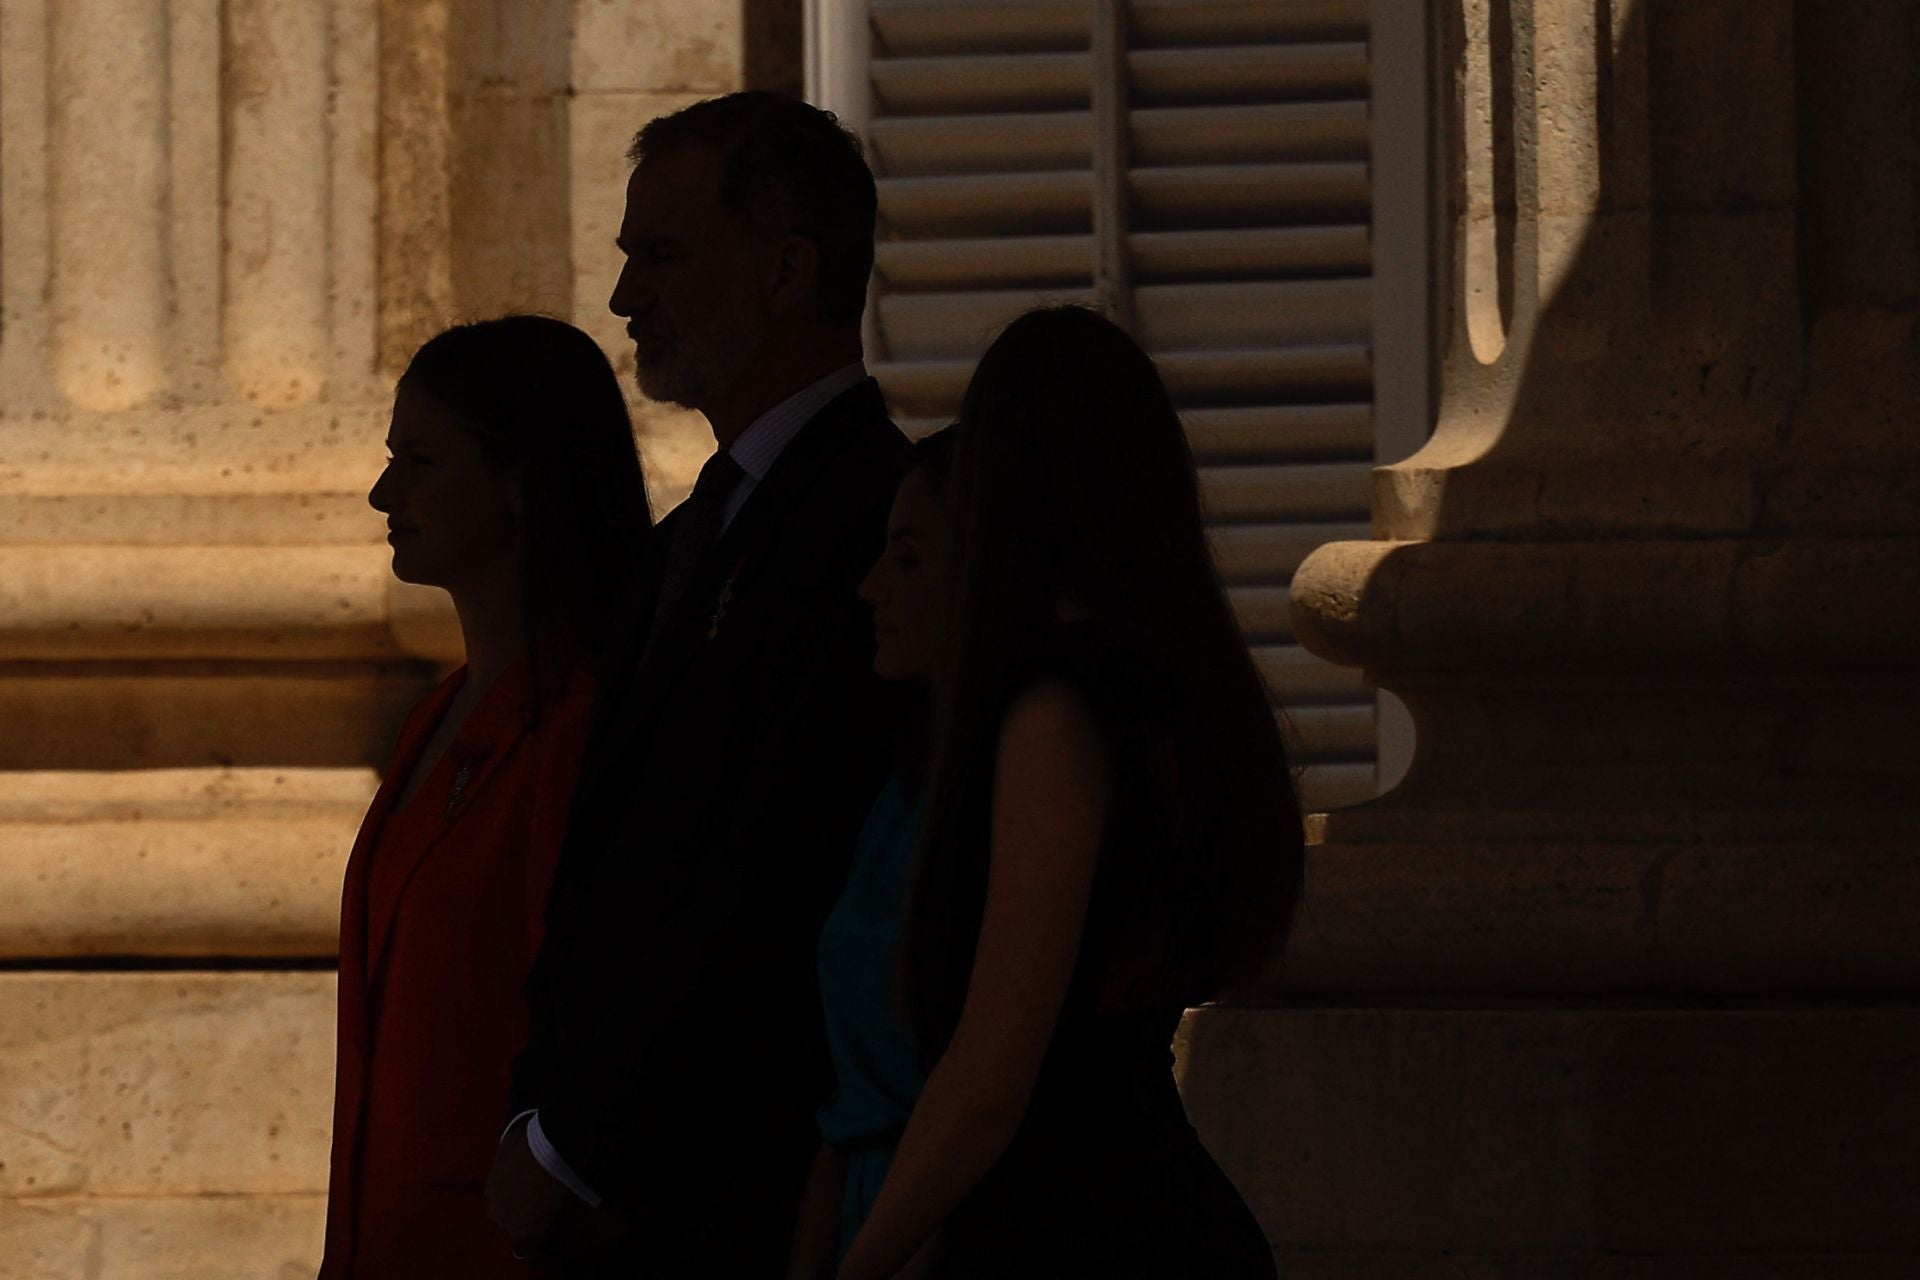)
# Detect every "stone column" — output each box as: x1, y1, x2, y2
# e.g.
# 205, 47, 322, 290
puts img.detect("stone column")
1180, 1, 1920, 1274
0, 2, 750, 1273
